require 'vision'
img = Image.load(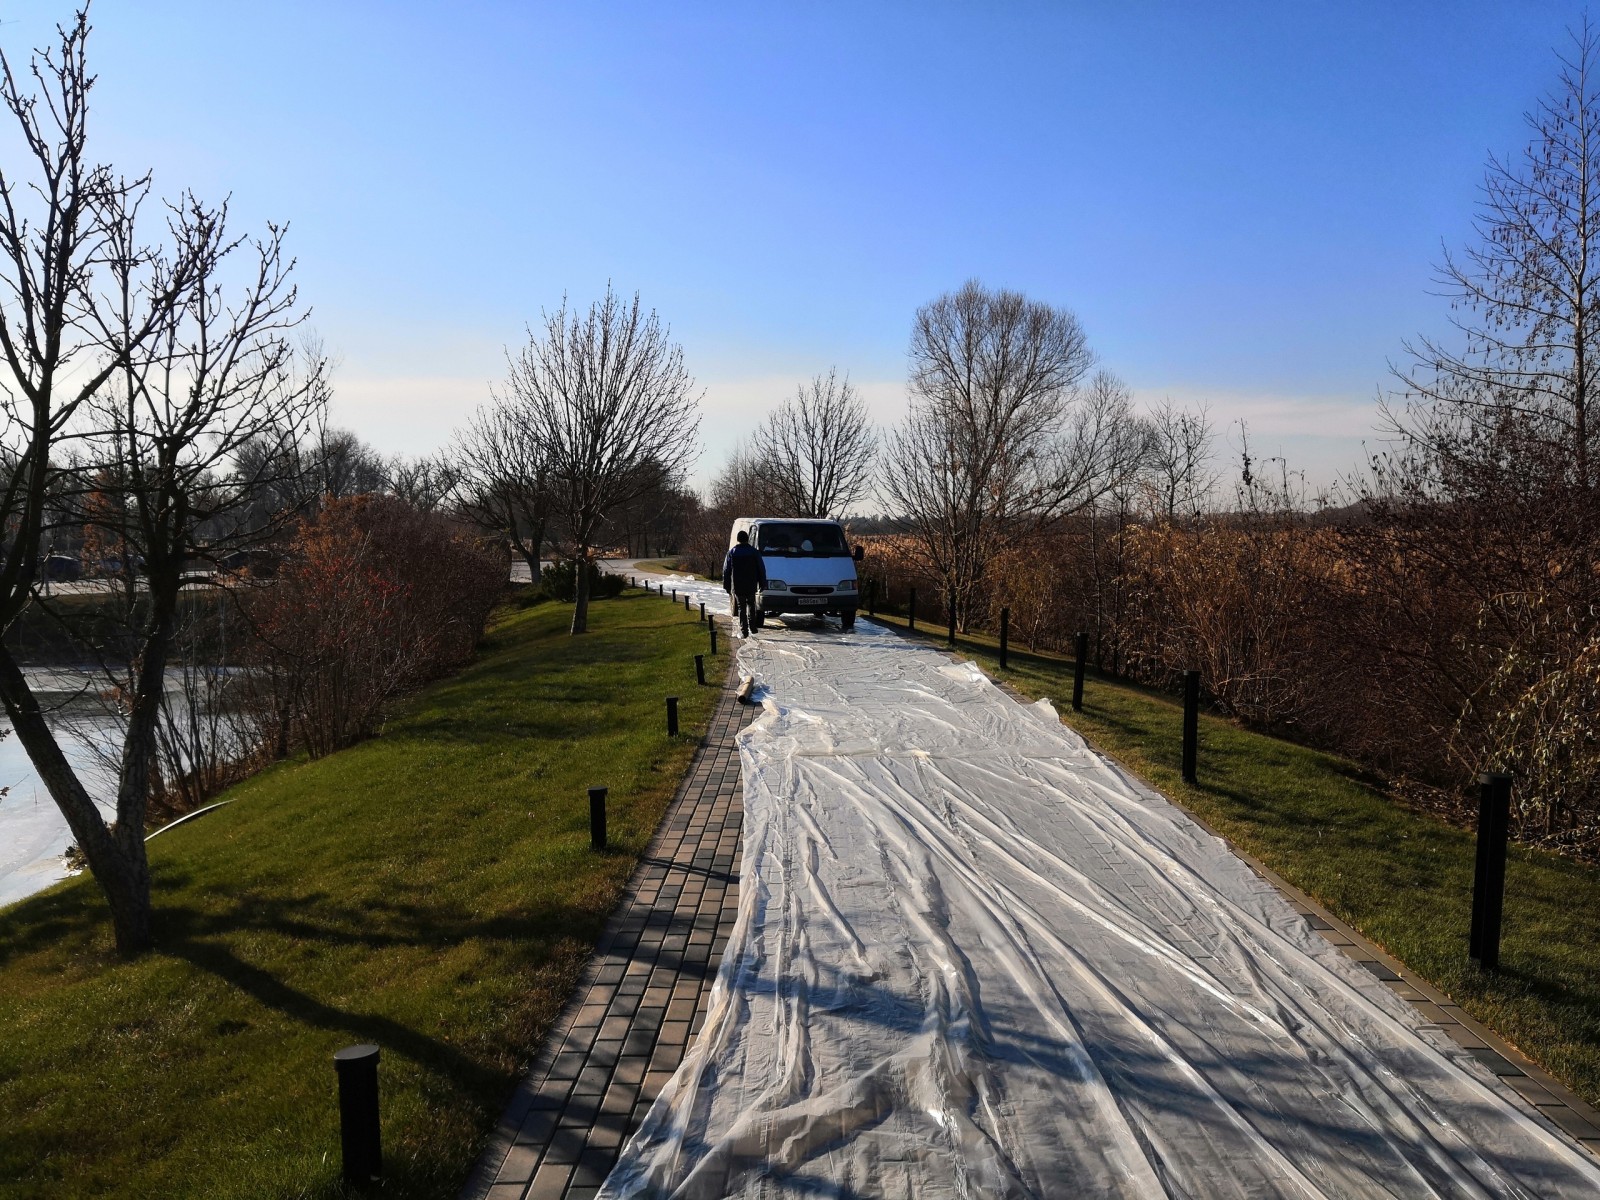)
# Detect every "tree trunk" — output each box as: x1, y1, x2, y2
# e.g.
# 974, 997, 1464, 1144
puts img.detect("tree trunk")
571, 545, 592, 634
0, 648, 152, 953
509, 515, 545, 584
